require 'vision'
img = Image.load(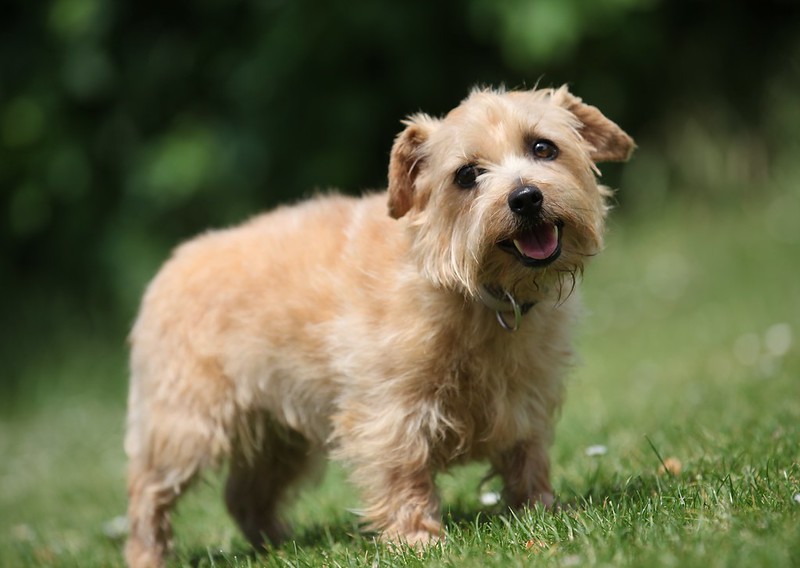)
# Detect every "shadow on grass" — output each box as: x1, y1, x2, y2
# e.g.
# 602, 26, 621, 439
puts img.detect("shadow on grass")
184, 507, 490, 566
185, 517, 368, 566
184, 476, 675, 566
